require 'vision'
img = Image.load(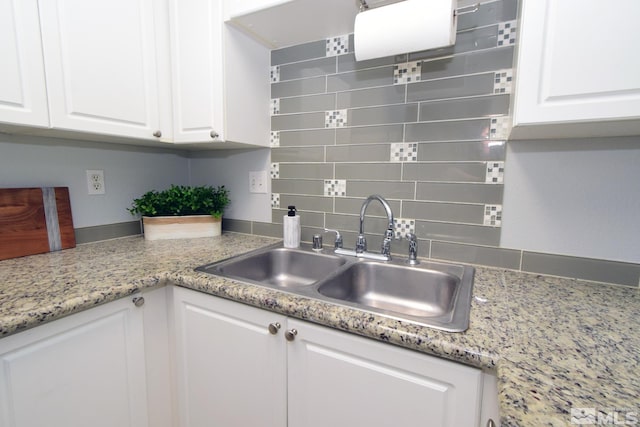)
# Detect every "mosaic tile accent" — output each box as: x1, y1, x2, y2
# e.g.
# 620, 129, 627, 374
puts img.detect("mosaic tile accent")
270, 163, 280, 179
326, 35, 349, 56
484, 204, 503, 226
324, 179, 346, 197
390, 143, 418, 162
489, 116, 511, 140
325, 110, 348, 128
497, 21, 517, 47
271, 193, 280, 209
270, 131, 280, 147
394, 61, 422, 84
494, 69, 513, 94
394, 218, 416, 239
270, 98, 280, 115
270, 65, 280, 83
486, 161, 505, 184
